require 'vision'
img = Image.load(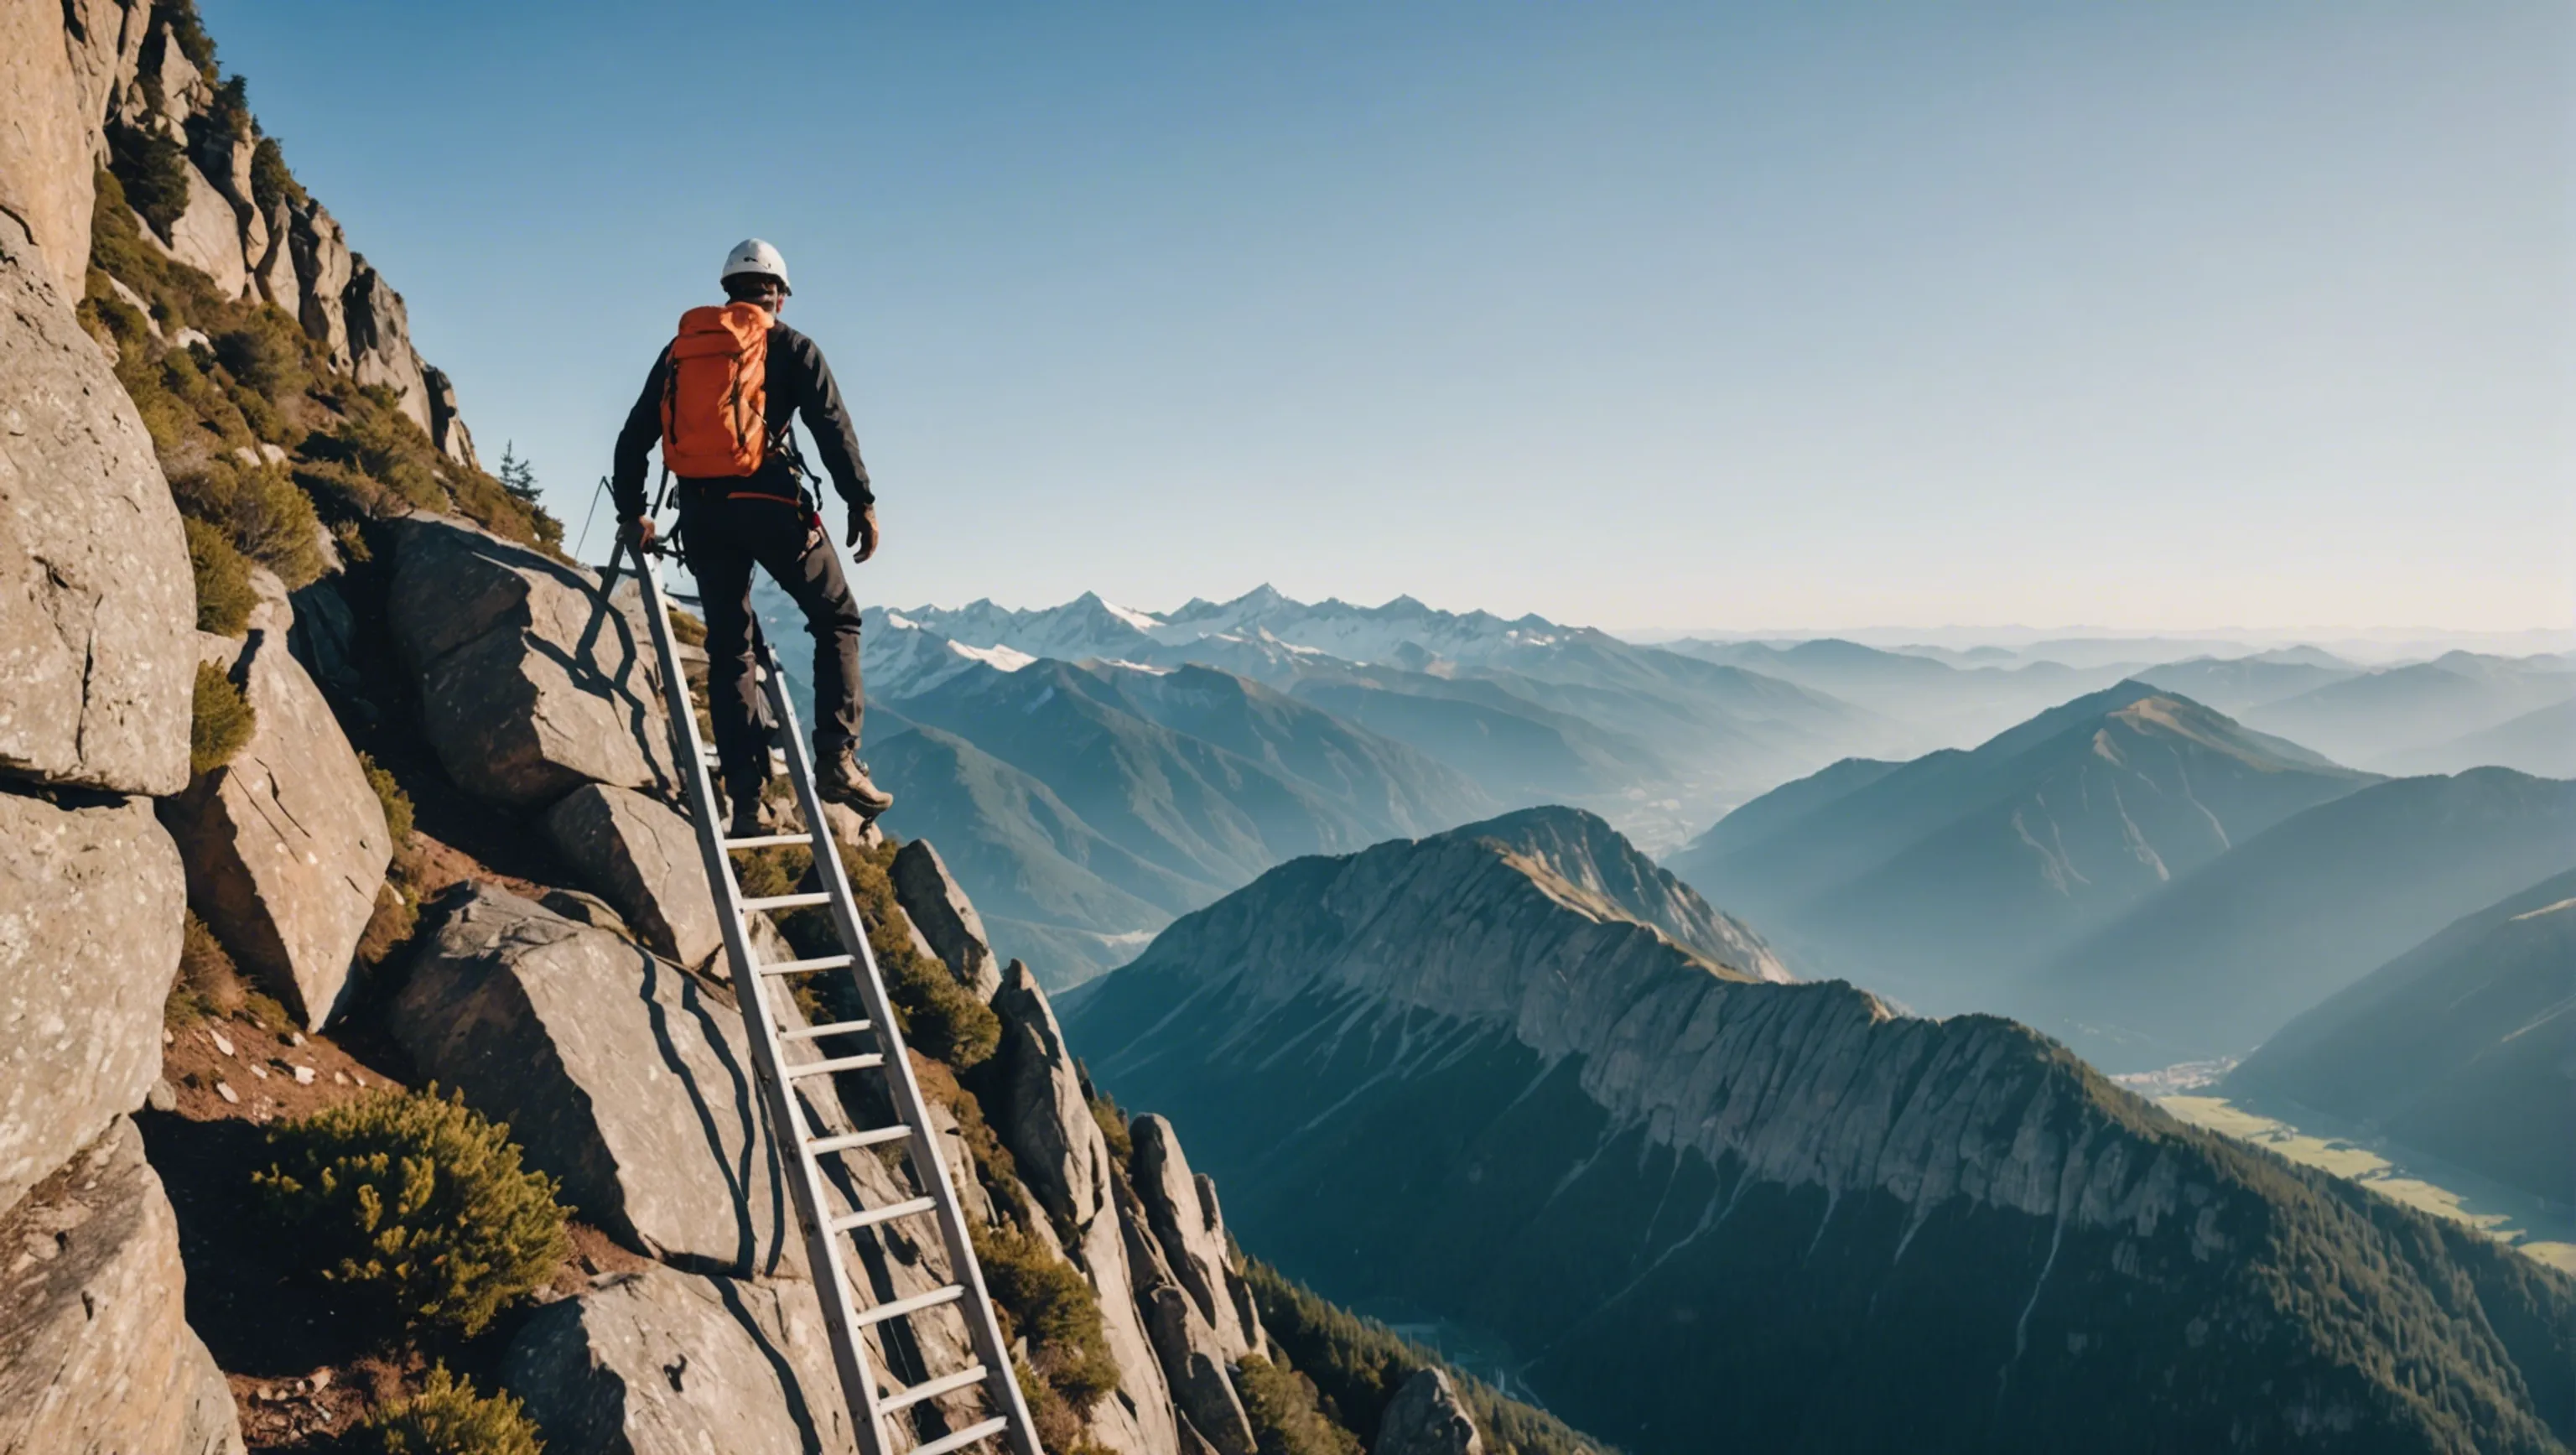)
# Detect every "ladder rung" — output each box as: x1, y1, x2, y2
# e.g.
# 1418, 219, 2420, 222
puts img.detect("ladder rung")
781, 1018, 873, 1042
854, 1283, 964, 1329
789, 1052, 884, 1079
880, 1364, 989, 1416
741, 891, 833, 912
756, 954, 854, 977
830, 1197, 937, 1234
724, 833, 815, 850
909, 1417, 1010, 1455
806, 1125, 914, 1156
